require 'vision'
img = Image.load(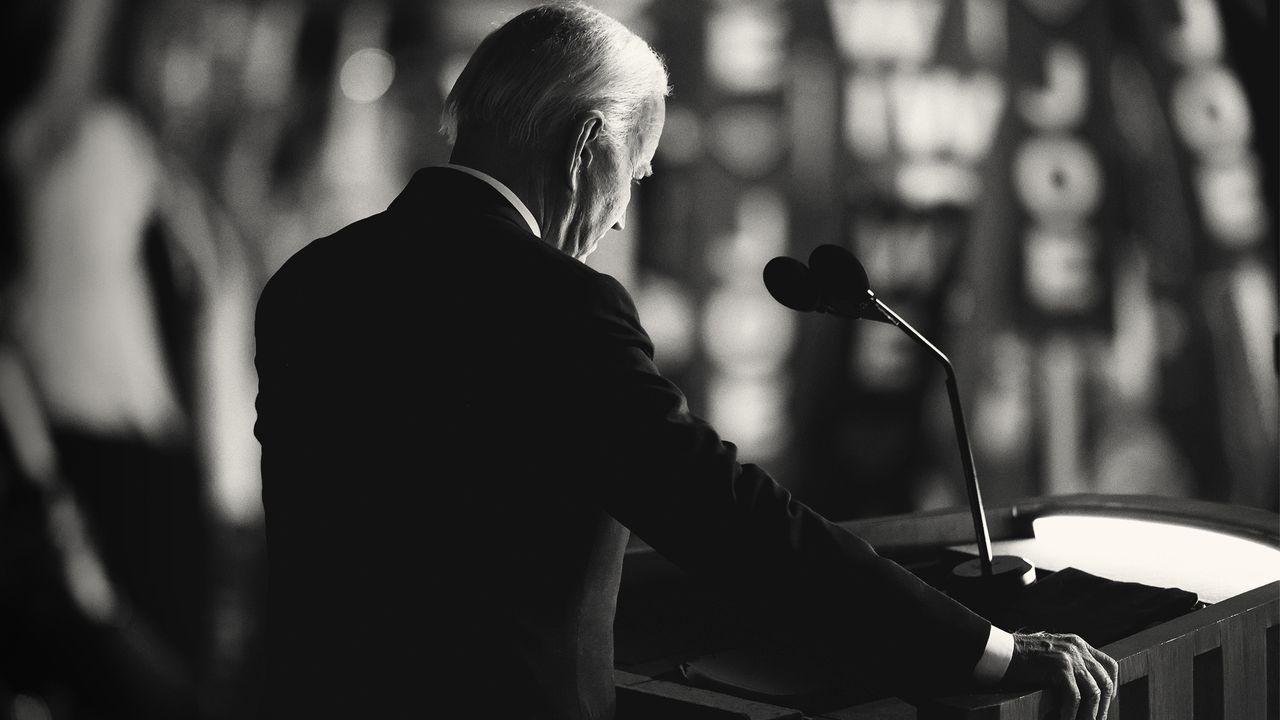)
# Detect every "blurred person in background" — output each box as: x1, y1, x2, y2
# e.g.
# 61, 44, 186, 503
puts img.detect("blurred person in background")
0, 0, 220, 716
253, 3, 1116, 719
0, 235, 202, 720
